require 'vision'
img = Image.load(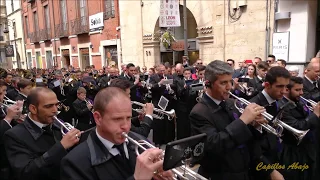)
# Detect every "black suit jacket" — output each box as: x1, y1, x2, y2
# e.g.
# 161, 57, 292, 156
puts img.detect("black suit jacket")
130, 116, 153, 137
60, 131, 145, 180
72, 99, 94, 131
4, 117, 68, 180
249, 92, 280, 179
303, 77, 320, 102
189, 93, 253, 180
0, 120, 12, 170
